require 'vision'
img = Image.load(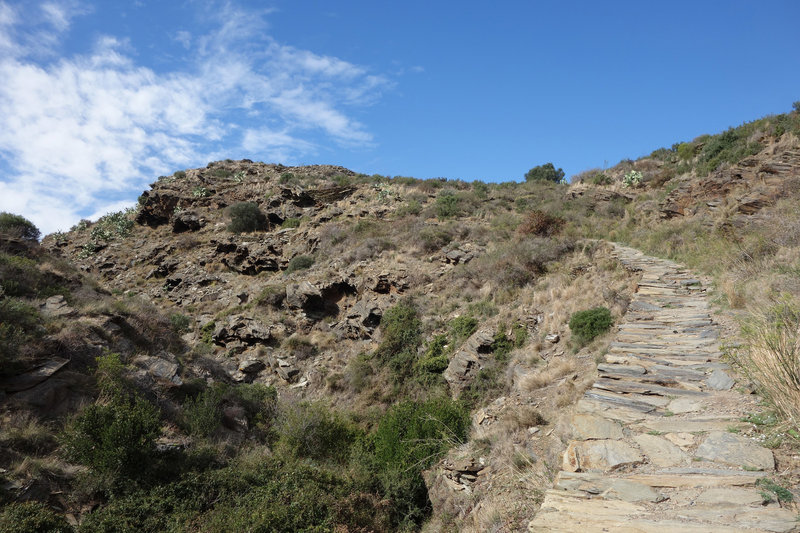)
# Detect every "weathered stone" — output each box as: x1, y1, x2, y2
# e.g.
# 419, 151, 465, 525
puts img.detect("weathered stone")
133, 355, 182, 385
172, 210, 206, 233
562, 439, 644, 472
443, 328, 496, 392
570, 413, 624, 440
632, 434, 688, 467
0, 358, 69, 392
707, 368, 735, 390
286, 281, 323, 310
695, 431, 774, 471
40, 295, 76, 317
693, 487, 764, 507
545, 333, 560, 343
667, 397, 703, 414
238, 359, 265, 373
663, 432, 695, 449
